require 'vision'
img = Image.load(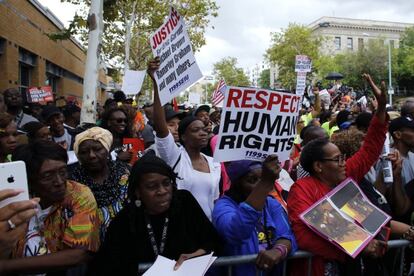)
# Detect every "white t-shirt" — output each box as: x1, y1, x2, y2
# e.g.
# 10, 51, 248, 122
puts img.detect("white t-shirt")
402, 151, 414, 186
24, 206, 52, 258
156, 133, 221, 220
